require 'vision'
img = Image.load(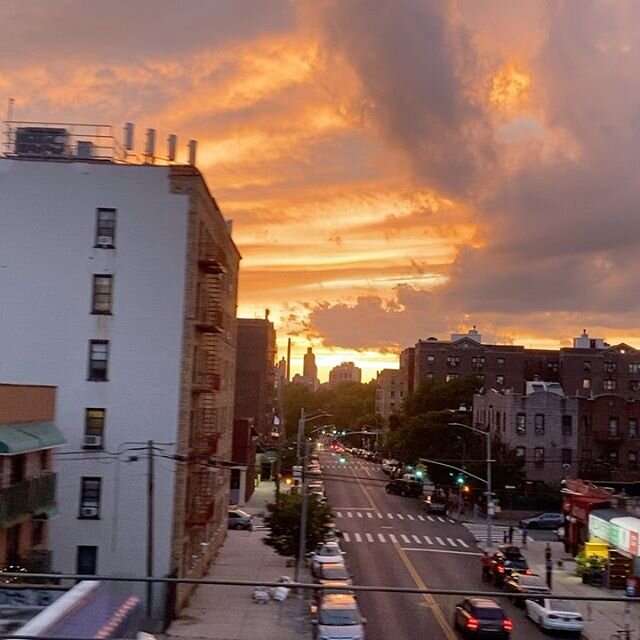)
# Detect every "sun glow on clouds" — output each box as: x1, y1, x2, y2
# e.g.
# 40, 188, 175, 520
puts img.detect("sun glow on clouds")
490, 64, 531, 111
